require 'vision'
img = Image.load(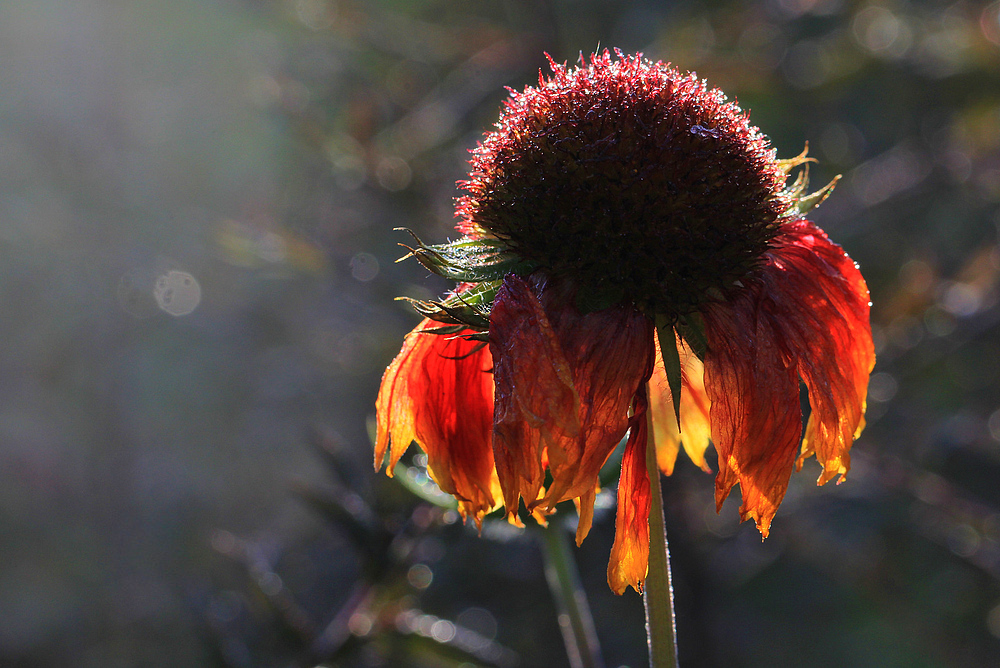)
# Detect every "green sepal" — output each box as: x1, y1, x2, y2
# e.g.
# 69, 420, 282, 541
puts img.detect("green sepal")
676, 312, 708, 362
396, 229, 536, 283
775, 144, 814, 176
421, 324, 472, 336
784, 162, 812, 201
655, 317, 683, 431
795, 174, 840, 215
441, 279, 501, 309
399, 295, 491, 330
397, 279, 501, 333
778, 152, 841, 218
458, 331, 490, 343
